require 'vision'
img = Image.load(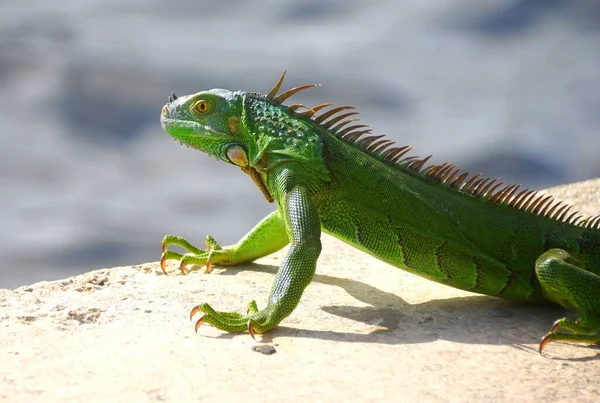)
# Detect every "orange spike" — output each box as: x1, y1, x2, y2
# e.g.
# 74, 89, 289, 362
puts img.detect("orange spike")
443, 167, 462, 184
461, 173, 483, 191
273, 84, 320, 105
356, 135, 385, 148
314, 106, 355, 124
322, 112, 359, 129
330, 118, 361, 132
508, 188, 530, 207
369, 139, 395, 153
500, 184, 520, 203
267, 71, 287, 100
475, 178, 496, 196
436, 164, 454, 179
409, 155, 432, 172
515, 190, 537, 210
302, 103, 333, 118
470, 178, 489, 195
543, 201, 562, 218
387, 146, 412, 163
287, 104, 307, 113
343, 129, 372, 142
566, 211, 581, 224
426, 163, 446, 178
557, 205, 572, 221
449, 171, 470, 188
489, 184, 514, 203
485, 181, 505, 198
337, 124, 368, 137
